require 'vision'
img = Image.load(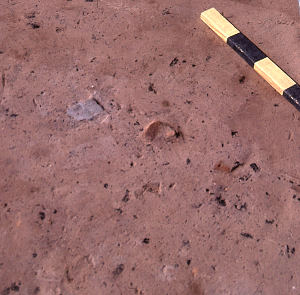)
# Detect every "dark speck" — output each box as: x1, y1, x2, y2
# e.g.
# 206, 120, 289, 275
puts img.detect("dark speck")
174, 129, 182, 138
231, 161, 243, 172
122, 189, 130, 202
186, 158, 191, 165
104, 183, 108, 189
241, 232, 253, 239
10, 283, 19, 292
148, 83, 157, 94
186, 259, 191, 266
216, 195, 226, 206
143, 238, 150, 244
231, 130, 238, 137
32, 253, 37, 258
29, 23, 40, 29
170, 57, 178, 67
113, 264, 124, 276
239, 76, 245, 83
39, 212, 45, 220
25, 12, 35, 19
162, 8, 171, 15
115, 208, 123, 214
250, 163, 260, 172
